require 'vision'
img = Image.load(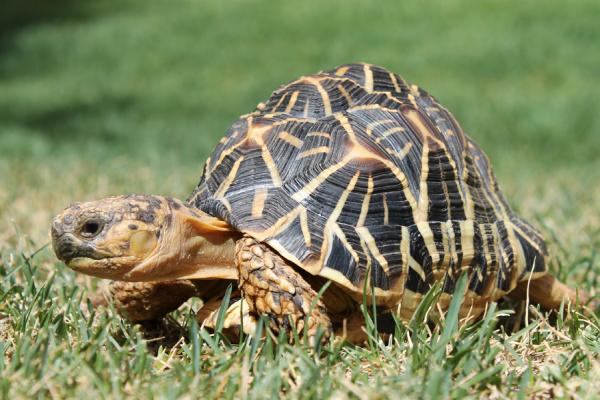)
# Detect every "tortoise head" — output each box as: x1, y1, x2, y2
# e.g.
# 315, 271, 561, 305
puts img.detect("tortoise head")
51, 195, 238, 281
